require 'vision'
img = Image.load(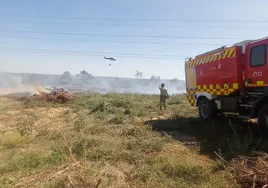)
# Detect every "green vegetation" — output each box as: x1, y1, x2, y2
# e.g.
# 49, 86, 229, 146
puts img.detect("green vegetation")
0, 94, 266, 187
